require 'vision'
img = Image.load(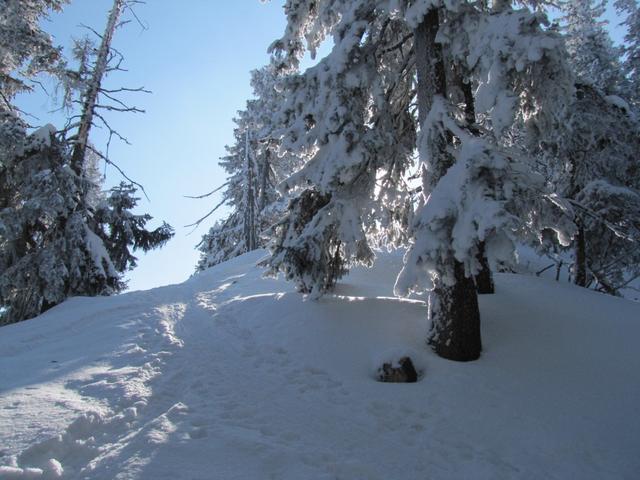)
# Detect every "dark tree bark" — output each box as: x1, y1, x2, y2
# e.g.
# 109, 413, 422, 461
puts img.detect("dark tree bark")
575, 223, 587, 287
414, 9, 482, 362
429, 262, 482, 361
258, 147, 271, 213
475, 241, 495, 294
458, 74, 494, 294
244, 130, 257, 251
